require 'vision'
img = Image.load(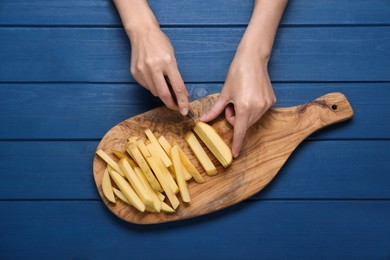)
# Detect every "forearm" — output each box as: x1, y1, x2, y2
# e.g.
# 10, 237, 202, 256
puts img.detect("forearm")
238, 0, 288, 62
112, 0, 159, 40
